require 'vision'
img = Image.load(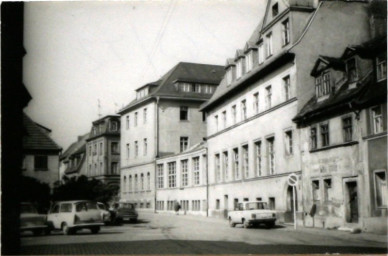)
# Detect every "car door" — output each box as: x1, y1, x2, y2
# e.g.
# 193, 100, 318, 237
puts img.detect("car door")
59, 203, 74, 226
47, 204, 60, 229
